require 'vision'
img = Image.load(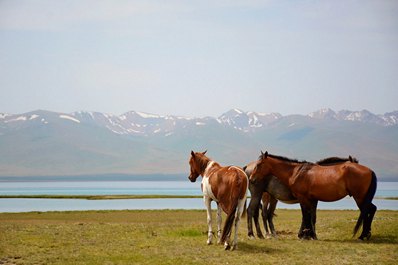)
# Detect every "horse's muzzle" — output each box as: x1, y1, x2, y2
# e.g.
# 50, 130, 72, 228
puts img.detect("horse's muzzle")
188, 175, 196, 182
249, 177, 257, 184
